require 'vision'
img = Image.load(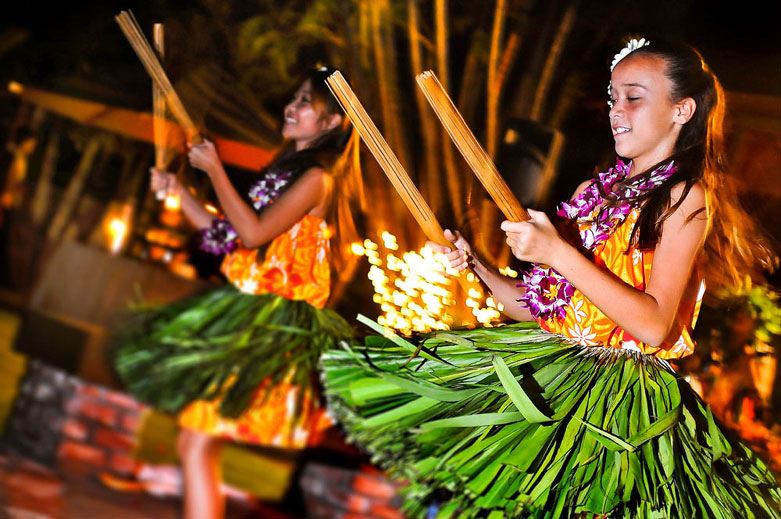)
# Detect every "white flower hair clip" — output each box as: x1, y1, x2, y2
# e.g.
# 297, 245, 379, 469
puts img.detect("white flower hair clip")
610, 37, 650, 71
